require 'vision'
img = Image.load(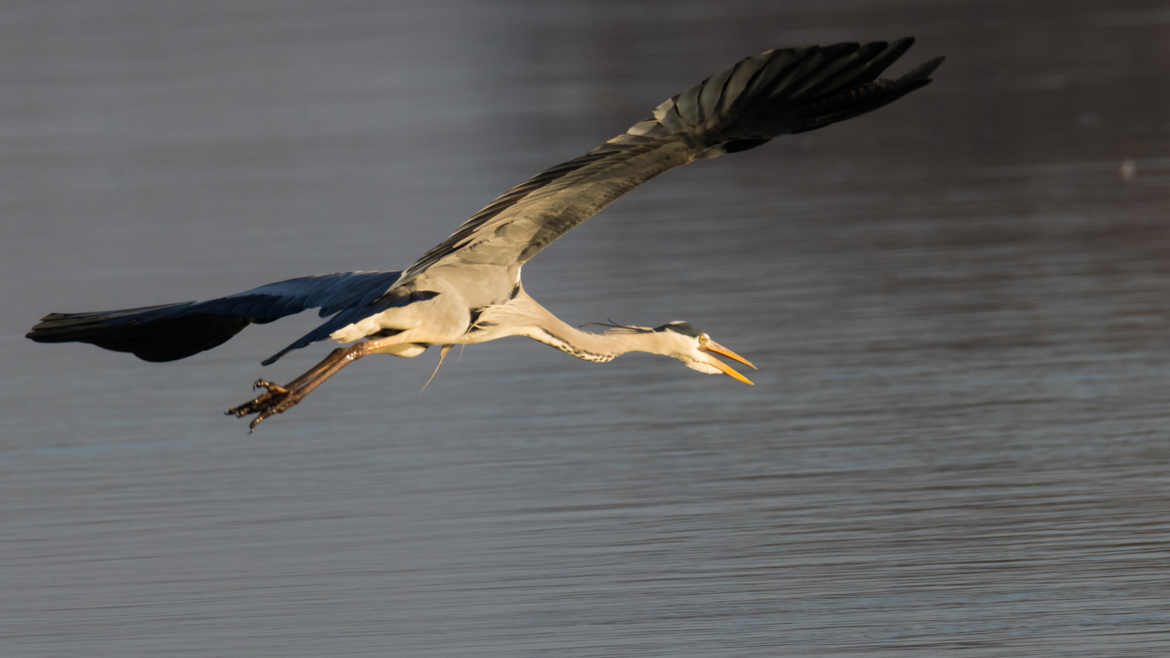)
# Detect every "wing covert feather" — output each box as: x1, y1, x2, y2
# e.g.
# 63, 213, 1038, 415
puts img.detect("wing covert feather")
397, 38, 941, 283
